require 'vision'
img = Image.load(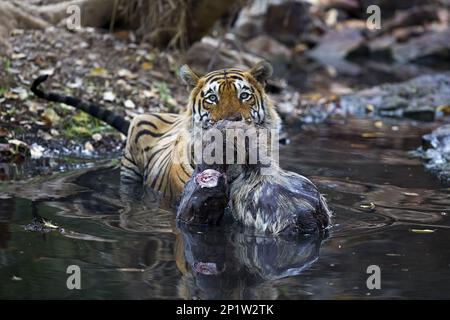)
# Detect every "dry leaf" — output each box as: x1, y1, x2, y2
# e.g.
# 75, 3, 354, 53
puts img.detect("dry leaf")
84, 141, 94, 153
365, 104, 375, 112
90, 67, 109, 77
42, 219, 59, 229
92, 133, 102, 141
141, 62, 153, 70
117, 69, 137, 79
116, 268, 145, 272
410, 229, 435, 234
41, 108, 61, 125
4, 91, 19, 100
361, 132, 383, 138
360, 202, 376, 210
11, 53, 26, 60
402, 192, 419, 196
436, 105, 450, 115
39, 68, 54, 76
